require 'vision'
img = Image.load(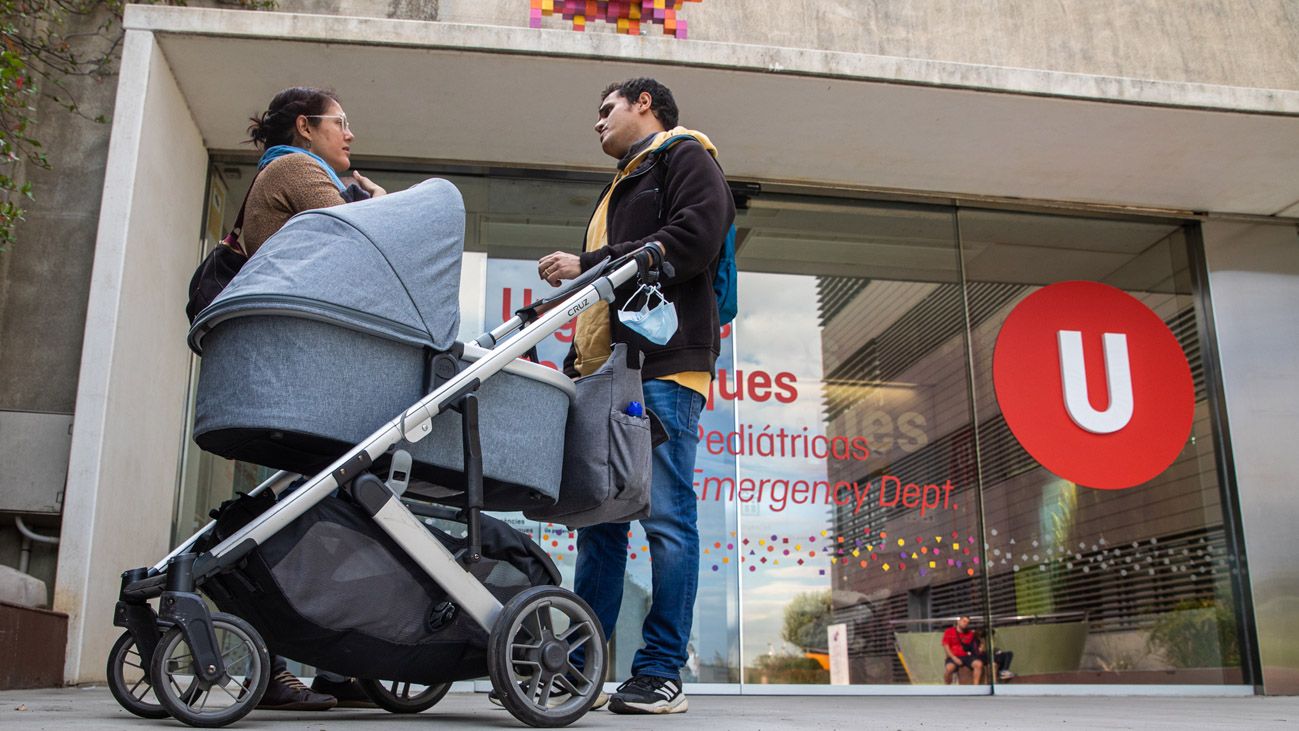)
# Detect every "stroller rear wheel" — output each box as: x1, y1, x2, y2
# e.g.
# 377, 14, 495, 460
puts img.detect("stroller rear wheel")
358, 678, 452, 713
488, 586, 607, 728
106, 629, 170, 719
148, 611, 269, 728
